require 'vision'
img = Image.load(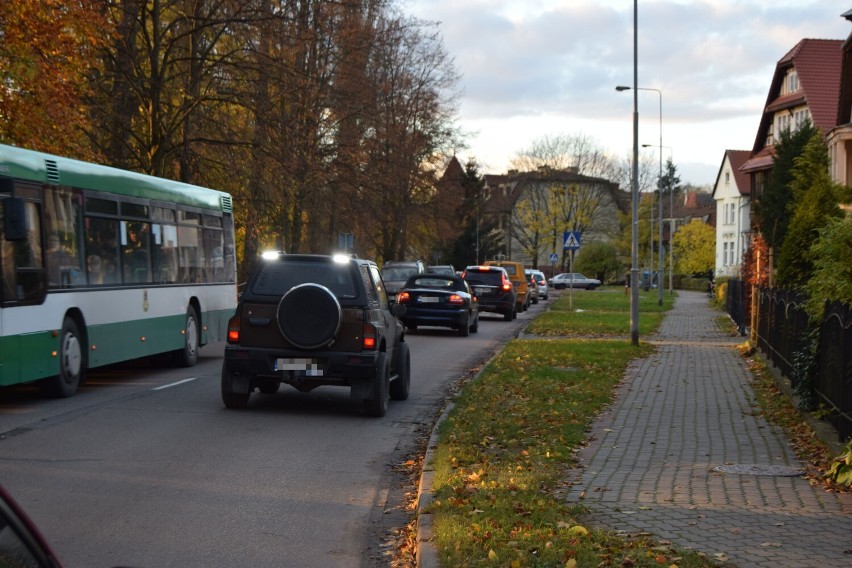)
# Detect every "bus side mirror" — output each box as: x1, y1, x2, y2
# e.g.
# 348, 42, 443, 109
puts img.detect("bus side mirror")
4, 196, 27, 241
